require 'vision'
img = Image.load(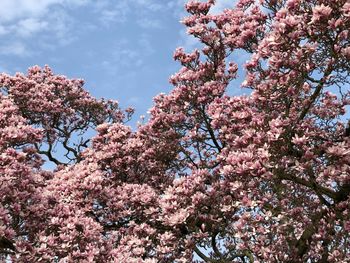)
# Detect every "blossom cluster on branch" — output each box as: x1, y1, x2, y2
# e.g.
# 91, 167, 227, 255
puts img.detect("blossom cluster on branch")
0, 0, 349, 262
